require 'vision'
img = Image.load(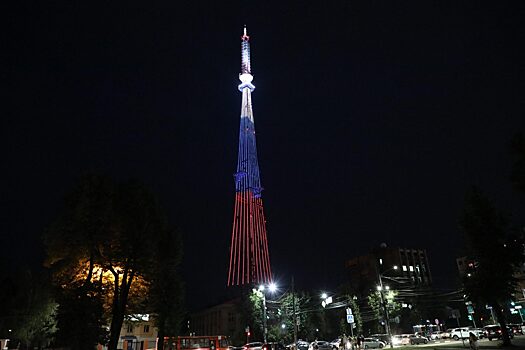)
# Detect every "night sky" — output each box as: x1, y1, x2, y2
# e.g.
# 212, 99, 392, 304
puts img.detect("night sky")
4, 2, 525, 310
